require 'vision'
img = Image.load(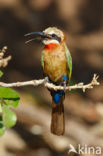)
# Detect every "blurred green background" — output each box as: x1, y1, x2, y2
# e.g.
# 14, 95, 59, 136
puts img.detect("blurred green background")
0, 0, 103, 156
